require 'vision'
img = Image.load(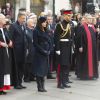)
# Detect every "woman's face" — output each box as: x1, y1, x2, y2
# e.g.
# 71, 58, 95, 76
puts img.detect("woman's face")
41, 21, 47, 28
